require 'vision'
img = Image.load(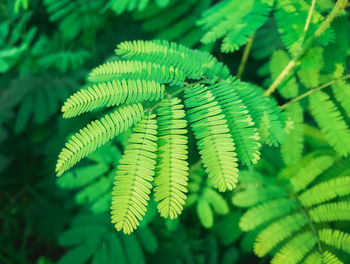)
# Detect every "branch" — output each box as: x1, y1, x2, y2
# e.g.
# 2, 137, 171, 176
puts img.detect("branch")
281, 74, 350, 109
304, 0, 317, 32
264, 0, 348, 97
